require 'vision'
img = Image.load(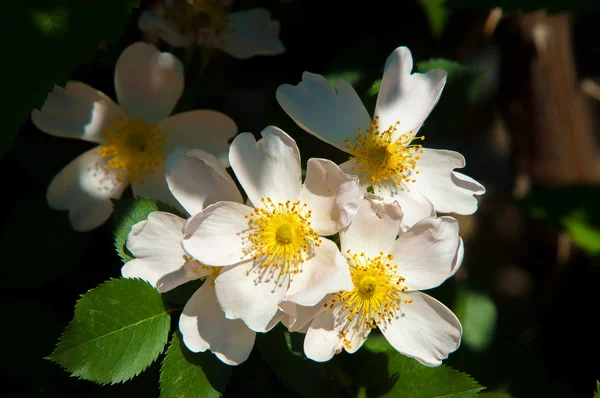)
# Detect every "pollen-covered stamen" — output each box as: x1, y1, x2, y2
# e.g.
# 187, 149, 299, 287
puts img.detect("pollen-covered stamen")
324, 251, 411, 347
344, 116, 424, 186
167, 0, 228, 36
183, 255, 222, 287
244, 198, 322, 276
99, 116, 167, 183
